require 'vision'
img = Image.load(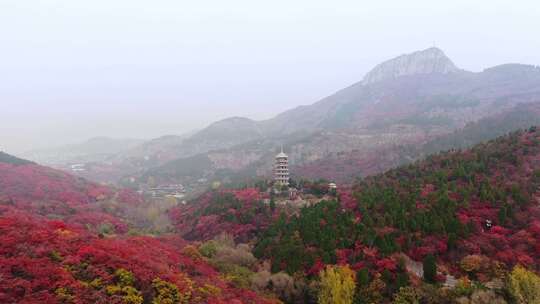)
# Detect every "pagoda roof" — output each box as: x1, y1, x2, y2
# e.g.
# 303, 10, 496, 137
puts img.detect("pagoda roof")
276, 145, 287, 158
